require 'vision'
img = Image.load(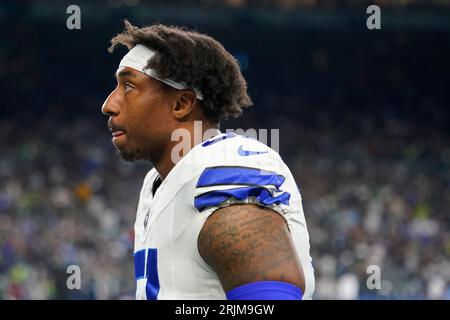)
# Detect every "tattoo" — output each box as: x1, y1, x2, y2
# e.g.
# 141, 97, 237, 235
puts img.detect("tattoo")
198, 204, 305, 293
